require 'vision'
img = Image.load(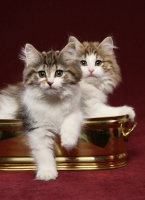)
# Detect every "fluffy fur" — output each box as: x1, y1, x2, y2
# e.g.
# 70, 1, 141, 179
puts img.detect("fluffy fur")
18, 43, 83, 181
0, 83, 23, 119
0, 43, 83, 181
67, 36, 135, 120
0, 36, 135, 181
